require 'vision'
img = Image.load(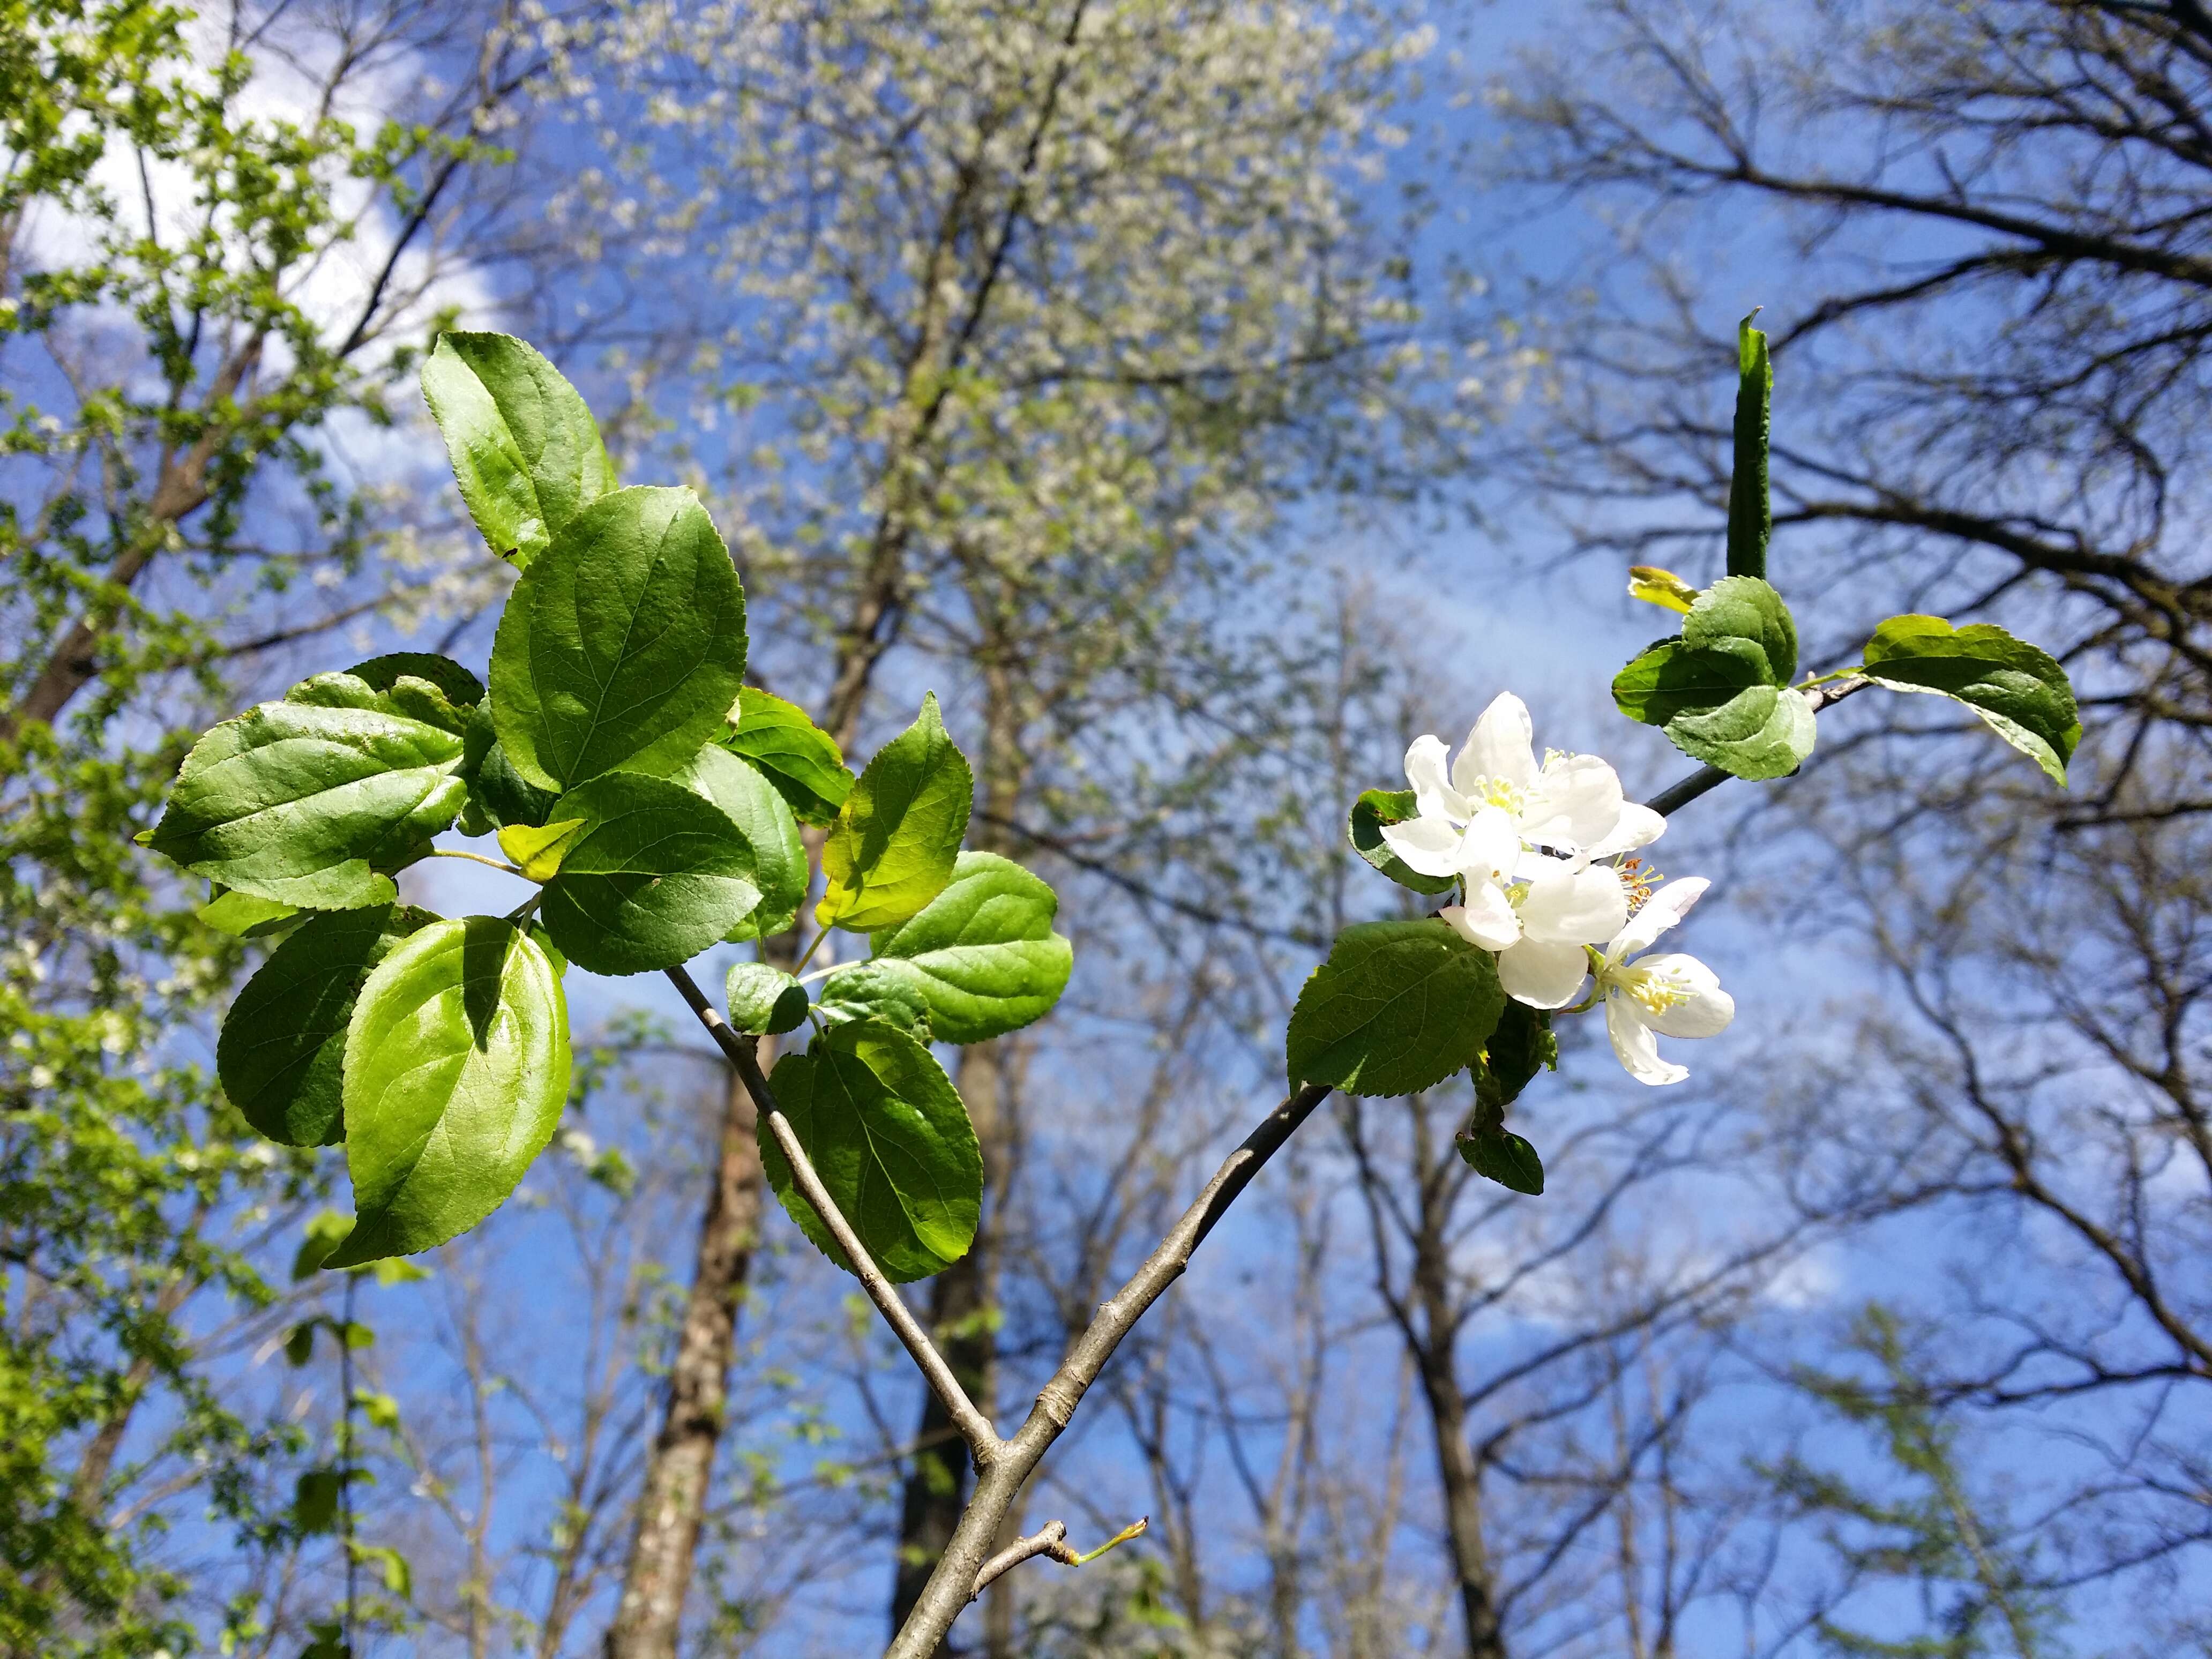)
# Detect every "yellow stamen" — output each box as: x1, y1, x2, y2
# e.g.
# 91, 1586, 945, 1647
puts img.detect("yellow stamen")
1617, 857, 1663, 915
